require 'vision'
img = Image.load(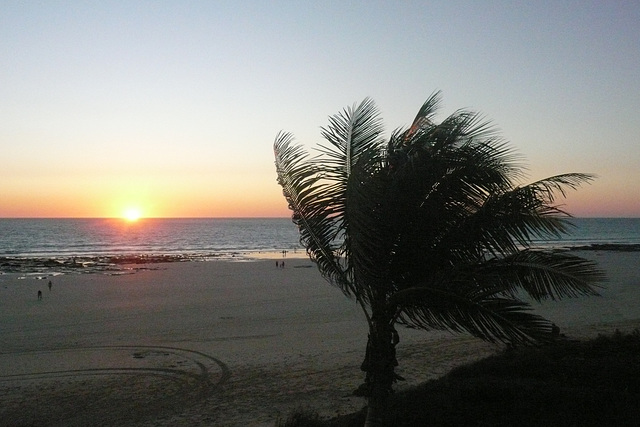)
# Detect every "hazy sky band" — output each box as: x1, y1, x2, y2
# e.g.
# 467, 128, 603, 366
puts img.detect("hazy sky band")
1, 1, 638, 217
